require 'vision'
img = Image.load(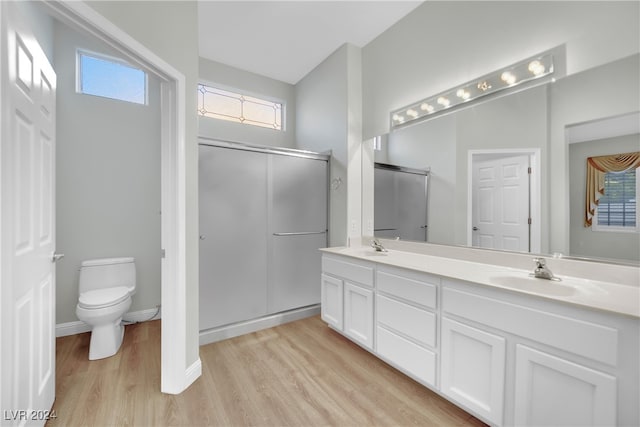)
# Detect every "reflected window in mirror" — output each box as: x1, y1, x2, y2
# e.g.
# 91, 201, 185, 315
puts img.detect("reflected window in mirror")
594, 168, 639, 232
